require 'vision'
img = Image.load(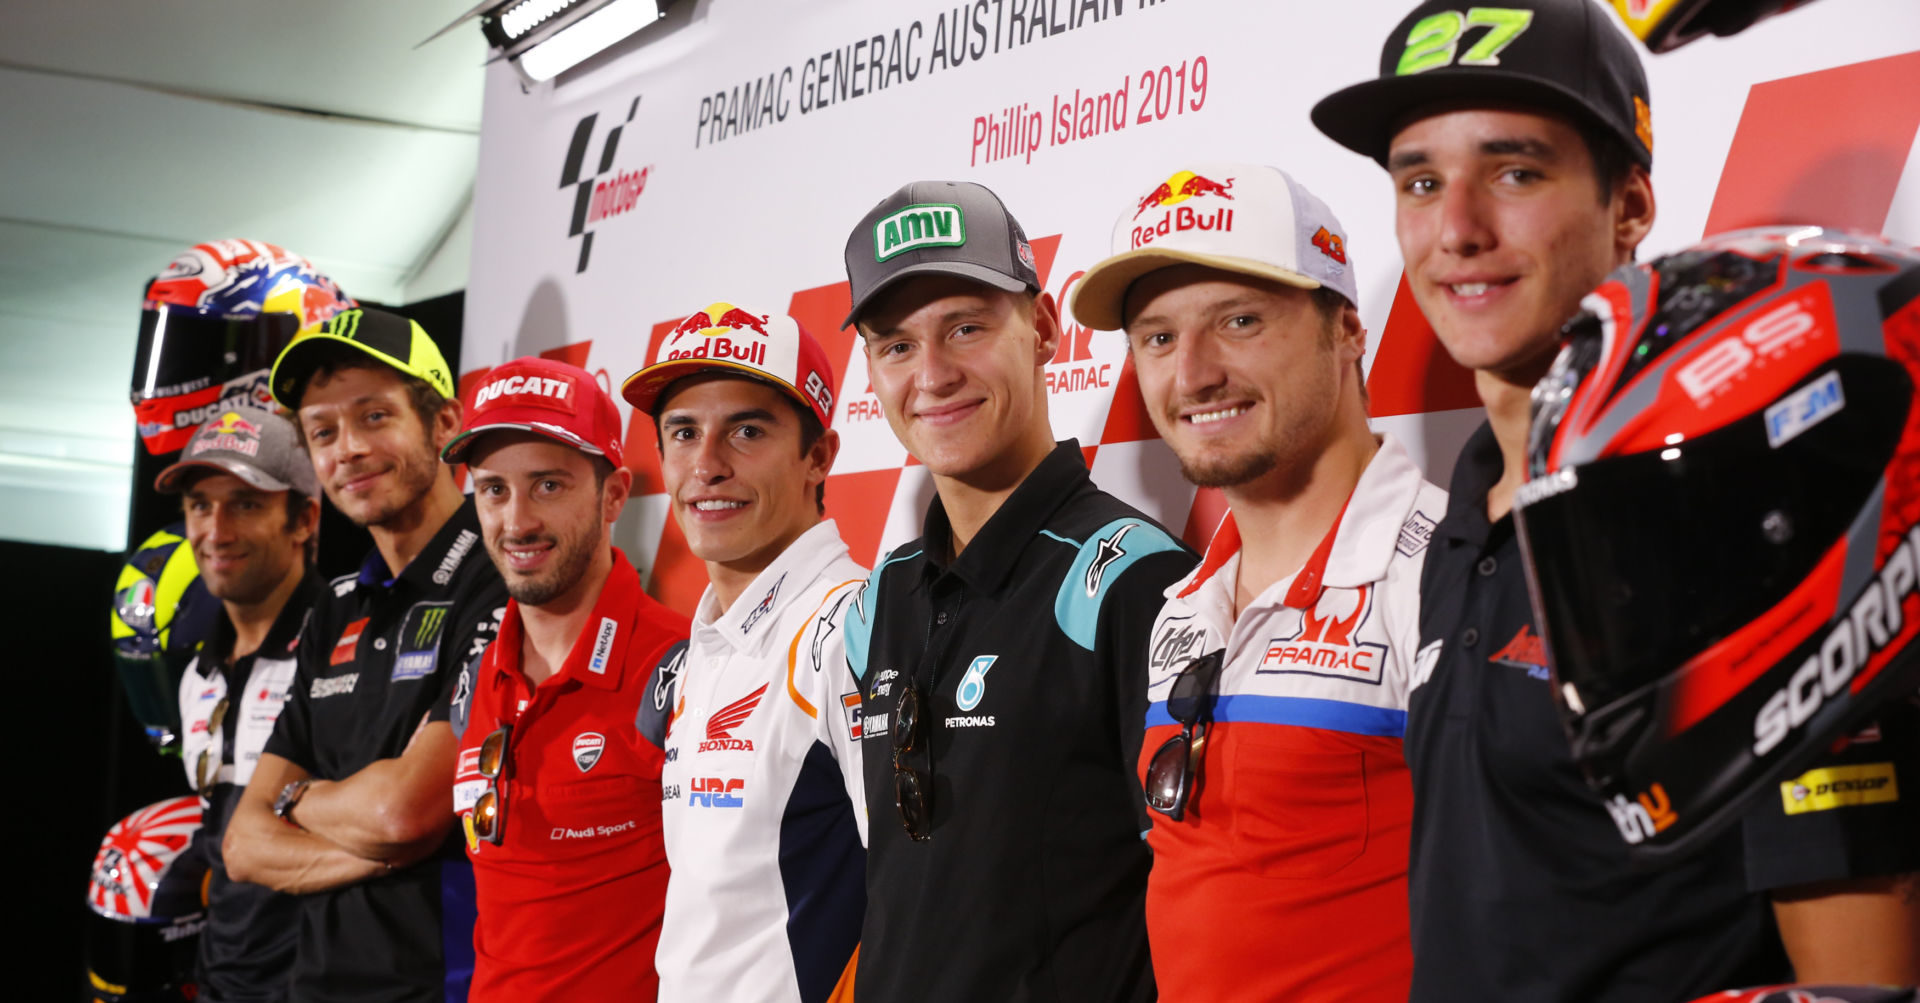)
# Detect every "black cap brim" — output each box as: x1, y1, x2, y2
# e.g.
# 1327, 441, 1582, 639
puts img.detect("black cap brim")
841, 261, 1031, 330
1311, 70, 1650, 170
